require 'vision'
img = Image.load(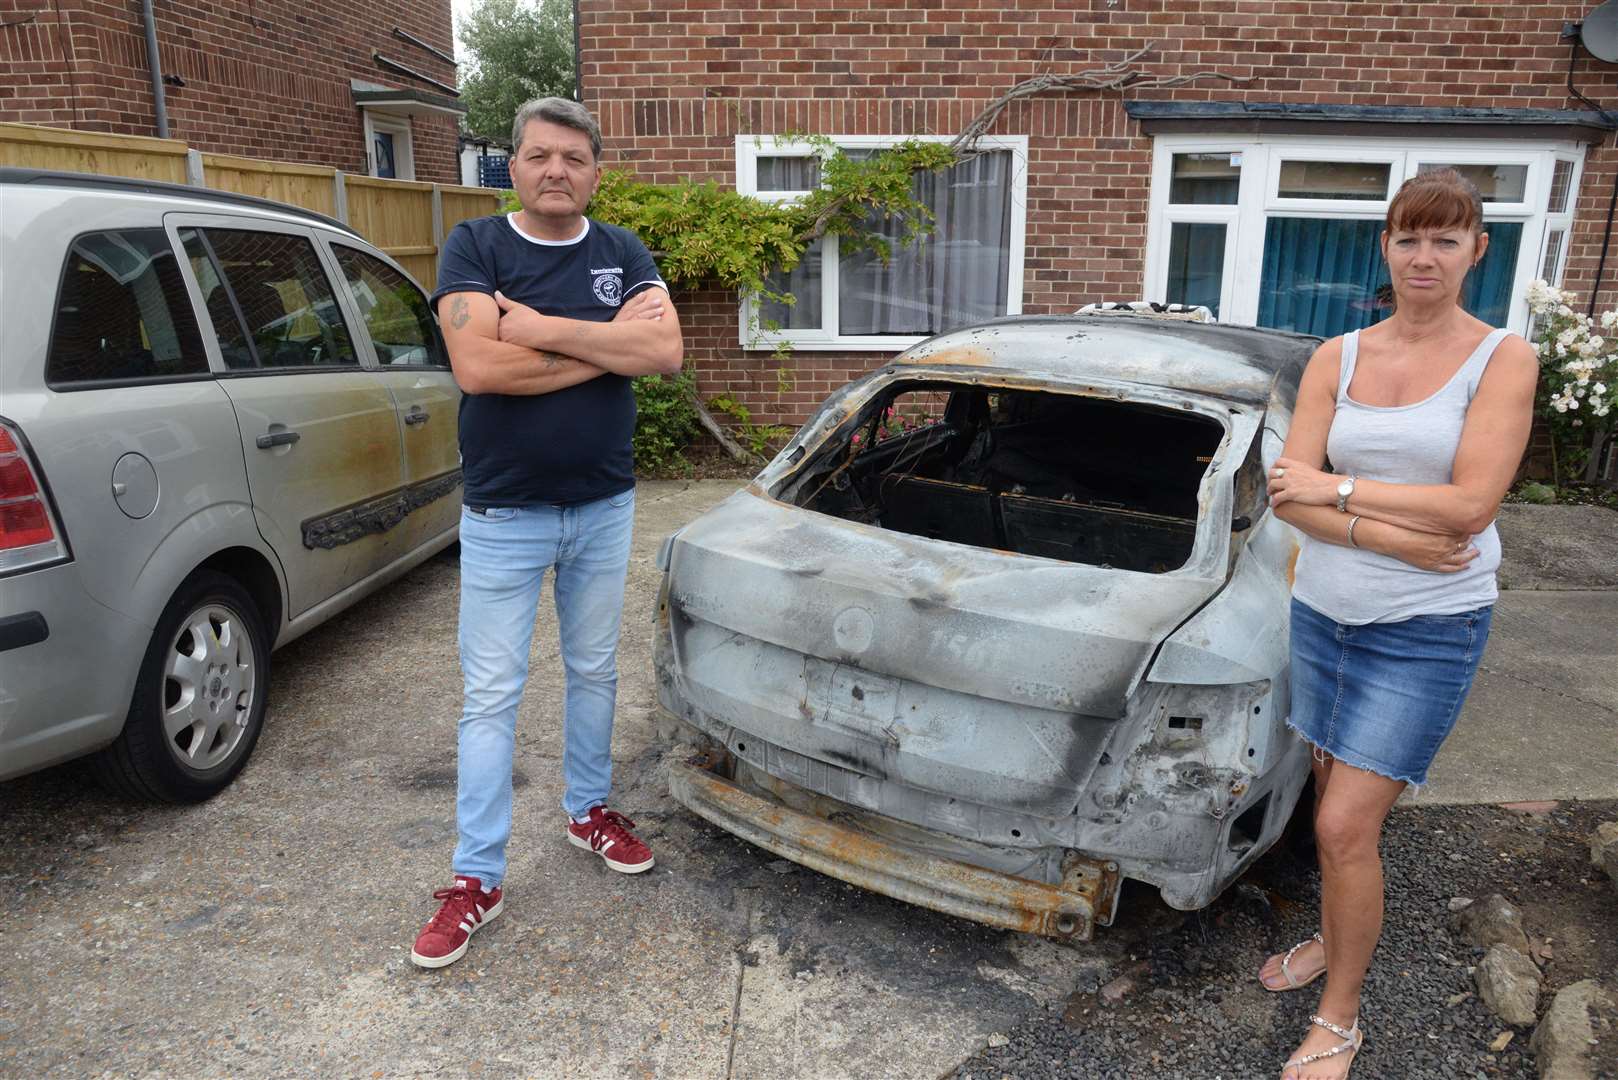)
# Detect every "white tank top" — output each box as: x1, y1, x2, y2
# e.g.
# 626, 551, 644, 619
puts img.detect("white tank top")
1291, 327, 1512, 625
